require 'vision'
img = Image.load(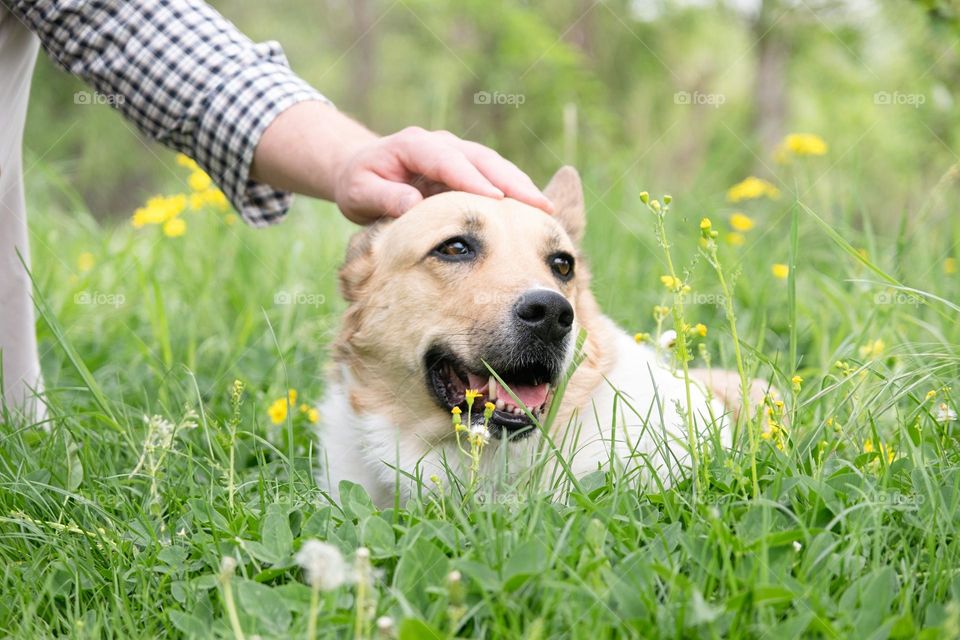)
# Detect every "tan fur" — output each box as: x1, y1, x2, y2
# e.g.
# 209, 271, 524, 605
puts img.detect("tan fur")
321, 167, 768, 500
331, 168, 603, 444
